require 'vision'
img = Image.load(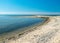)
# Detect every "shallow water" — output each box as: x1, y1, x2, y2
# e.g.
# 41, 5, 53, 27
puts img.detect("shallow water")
0, 16, 45, 34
